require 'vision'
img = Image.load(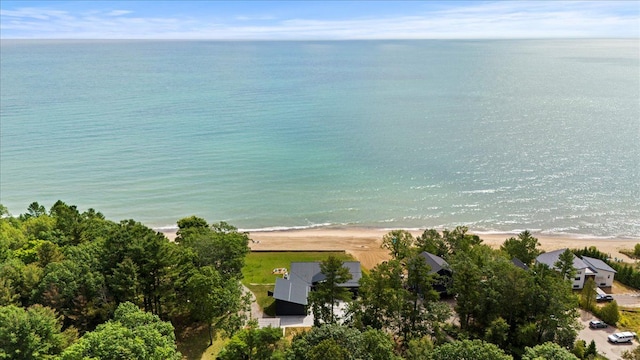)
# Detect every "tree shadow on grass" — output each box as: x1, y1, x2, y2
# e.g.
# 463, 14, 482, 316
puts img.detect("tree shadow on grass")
176, 324, 214, 360
264, 301, 277, 317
